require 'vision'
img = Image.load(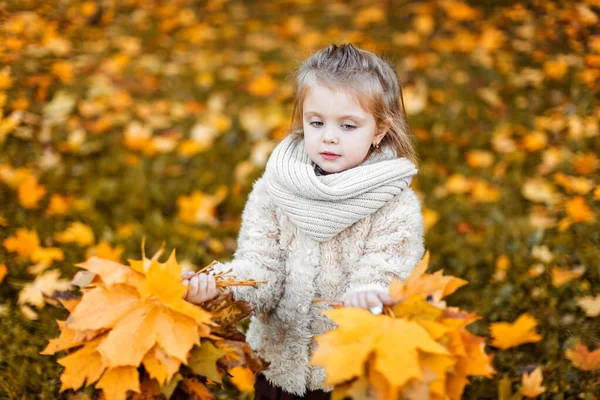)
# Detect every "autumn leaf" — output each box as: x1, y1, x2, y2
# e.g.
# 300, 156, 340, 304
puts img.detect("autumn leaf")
42, 244, 222, 400
312, 308, 449, 389
54, 222, 95, 246
177, 186, 228, 226
490, 313, 542, 349
181, 376, 215, 400
188, 339, 226, 384
228, 366, 255, 393
550, 265, 586, 287
18, 269, 72, 309
565, 342, 600, 371
3, 228, 40, 259
520, 366, 545, 397
86, 241, 124, 262
142, 344, 181, 385
18, 175, 46, 209
576, 294, 600, 317
56, 337, 106, 392
0, 264, 6, 283
95, 366, 140, 400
